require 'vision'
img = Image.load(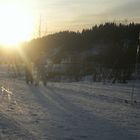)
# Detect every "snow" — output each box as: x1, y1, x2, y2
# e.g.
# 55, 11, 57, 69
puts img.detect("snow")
0, 65, 140, 140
